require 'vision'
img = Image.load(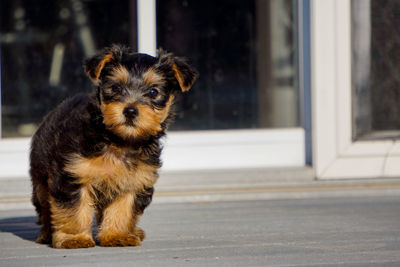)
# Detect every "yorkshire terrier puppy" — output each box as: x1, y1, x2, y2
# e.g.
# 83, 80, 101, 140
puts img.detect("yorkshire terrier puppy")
30, 44, 197, 248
